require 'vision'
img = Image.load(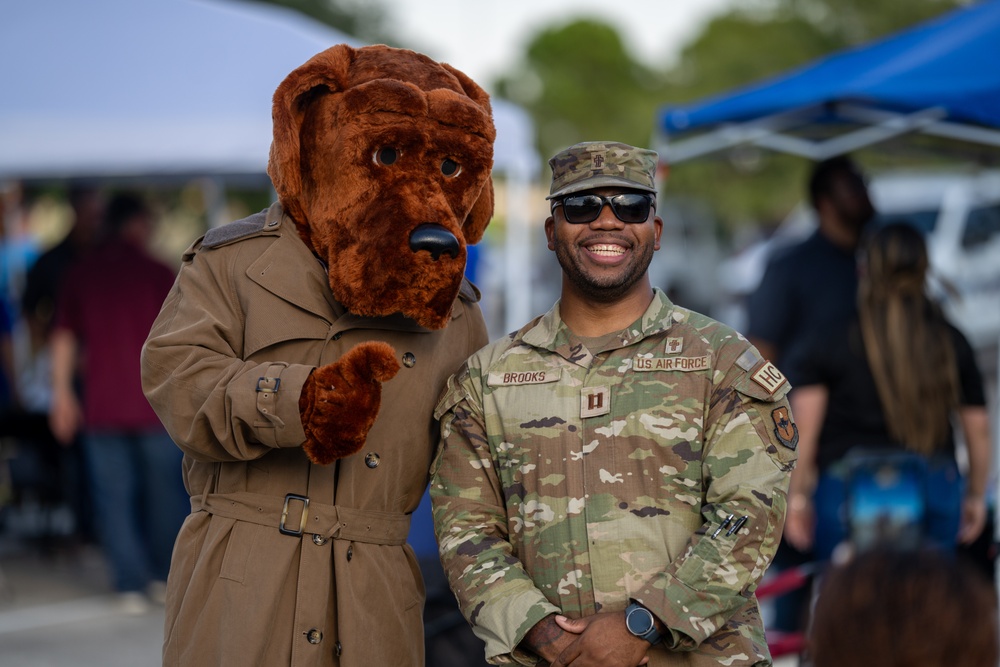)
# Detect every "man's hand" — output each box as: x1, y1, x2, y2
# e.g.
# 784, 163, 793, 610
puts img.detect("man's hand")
549, 612, 651, 667
520, 614, 576, 664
